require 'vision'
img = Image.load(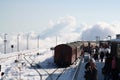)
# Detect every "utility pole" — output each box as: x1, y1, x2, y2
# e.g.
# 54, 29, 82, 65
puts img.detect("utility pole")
26, 34, 29, 50
37, 36, 39, 49
17, 34, 20, 52
4, 33, 7, 54
11, 45, 14, 52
